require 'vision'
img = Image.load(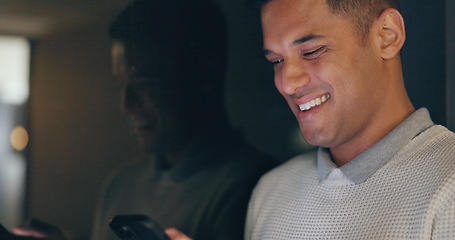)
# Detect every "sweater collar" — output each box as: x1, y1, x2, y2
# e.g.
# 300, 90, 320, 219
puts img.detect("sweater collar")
317, 108, 434, 184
